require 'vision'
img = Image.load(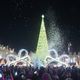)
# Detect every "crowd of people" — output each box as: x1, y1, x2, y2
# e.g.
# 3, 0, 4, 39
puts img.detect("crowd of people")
0, 44, 80, 80
0, 65, 80, 80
